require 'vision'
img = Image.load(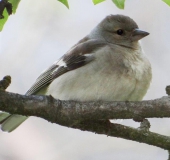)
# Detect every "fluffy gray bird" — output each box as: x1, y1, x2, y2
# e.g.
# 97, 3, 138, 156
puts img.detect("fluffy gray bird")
0, 14, 152, 132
